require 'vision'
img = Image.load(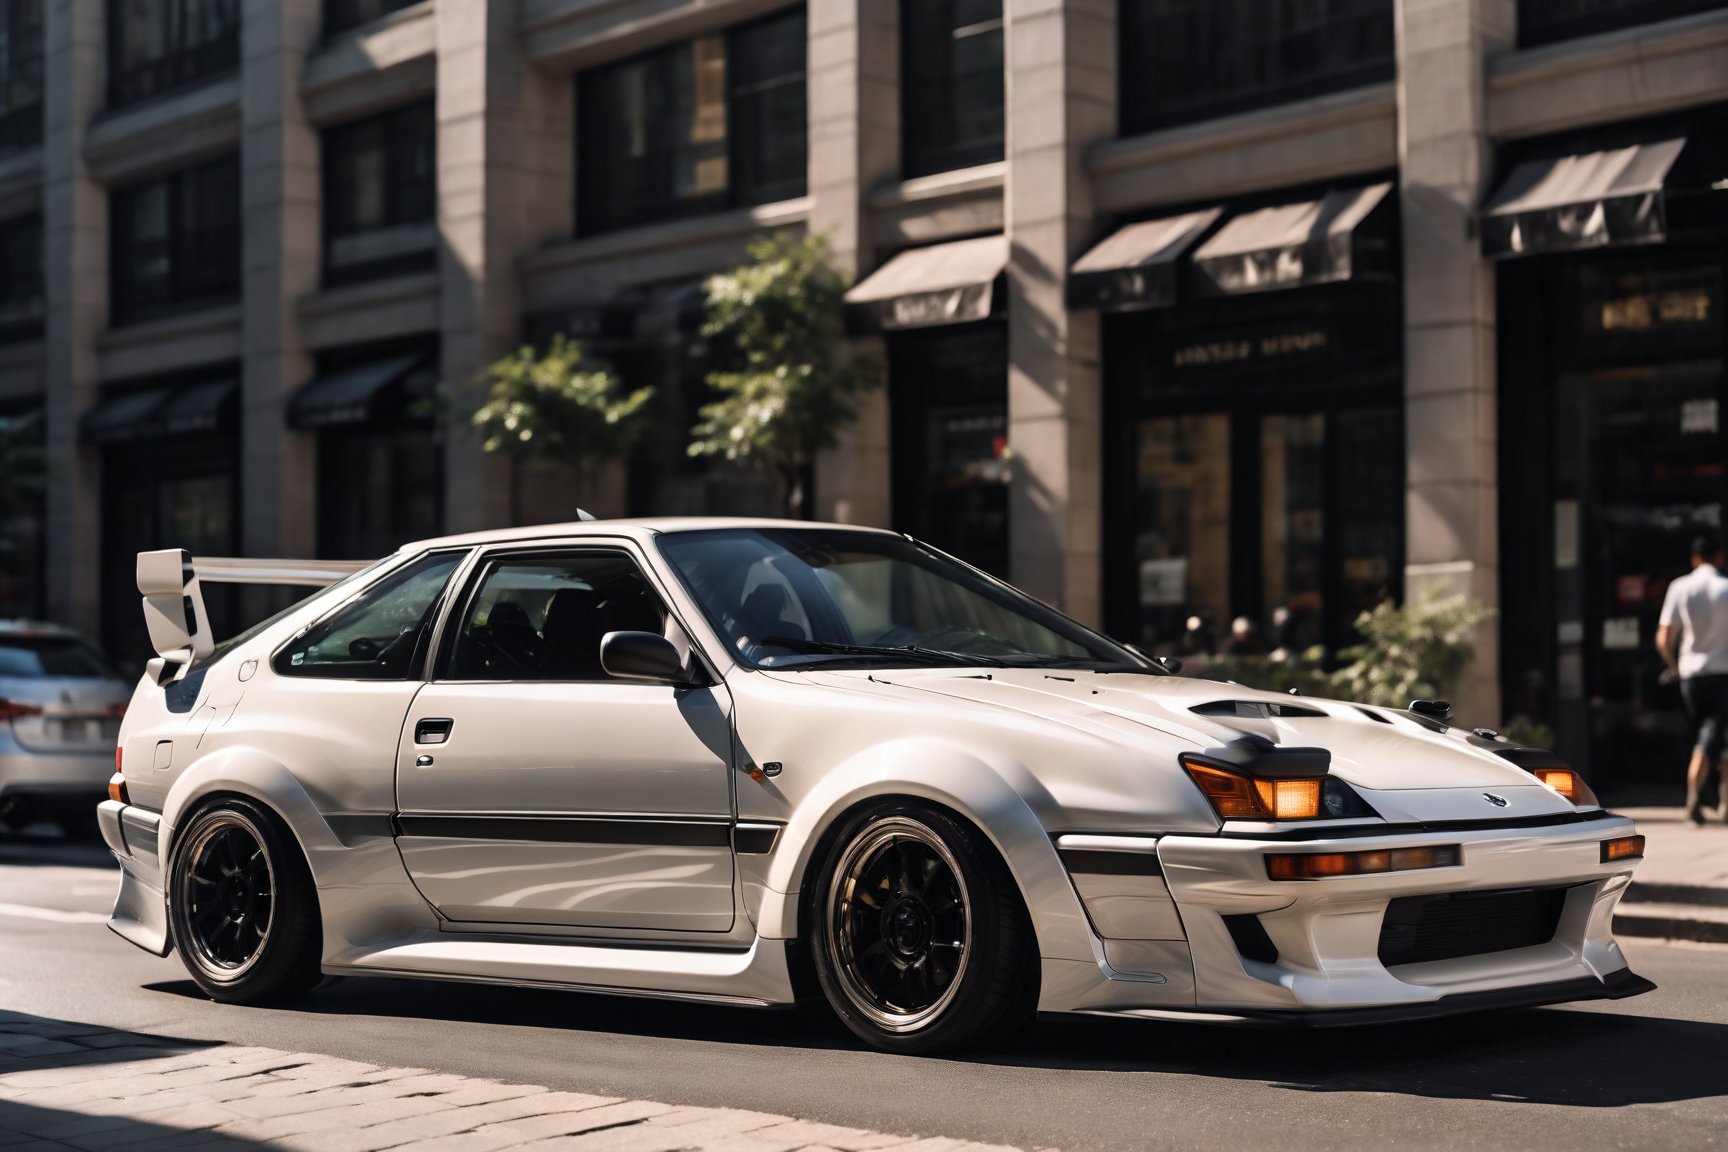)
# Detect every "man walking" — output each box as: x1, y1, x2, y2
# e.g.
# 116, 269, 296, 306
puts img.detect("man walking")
1657, 532, 1728, 825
